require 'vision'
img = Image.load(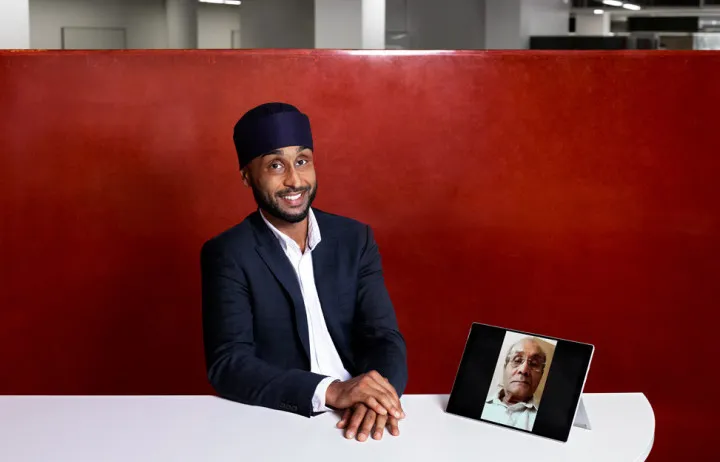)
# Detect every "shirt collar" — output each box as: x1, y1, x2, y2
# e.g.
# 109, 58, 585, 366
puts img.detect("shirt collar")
486, 388, 538, 410
259, 207, 321, 252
